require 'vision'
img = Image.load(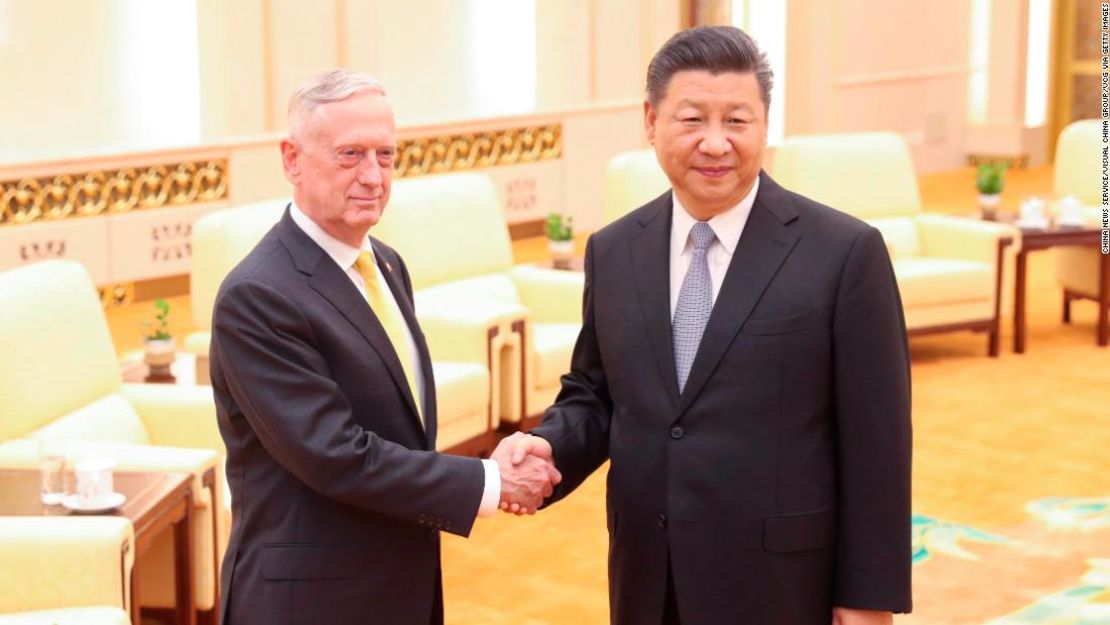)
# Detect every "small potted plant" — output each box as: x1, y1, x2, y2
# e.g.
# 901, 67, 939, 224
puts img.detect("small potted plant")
546, 212, 574, 270
976, 162, 1007, 220
142, 298, 176, 383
